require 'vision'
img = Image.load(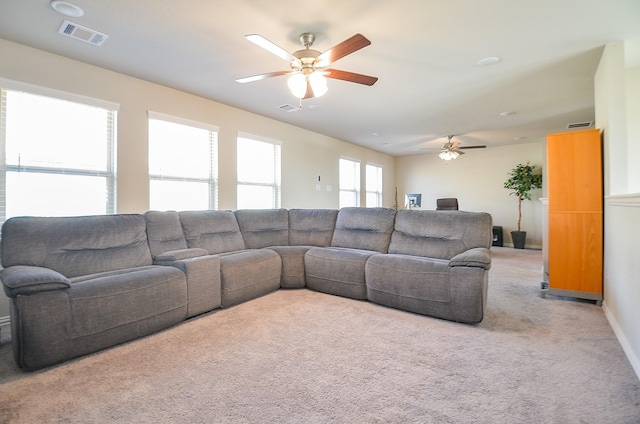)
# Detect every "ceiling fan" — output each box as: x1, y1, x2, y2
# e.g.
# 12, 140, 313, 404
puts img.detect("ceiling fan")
236, 32, 378, 101
439, 135, 486, 161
